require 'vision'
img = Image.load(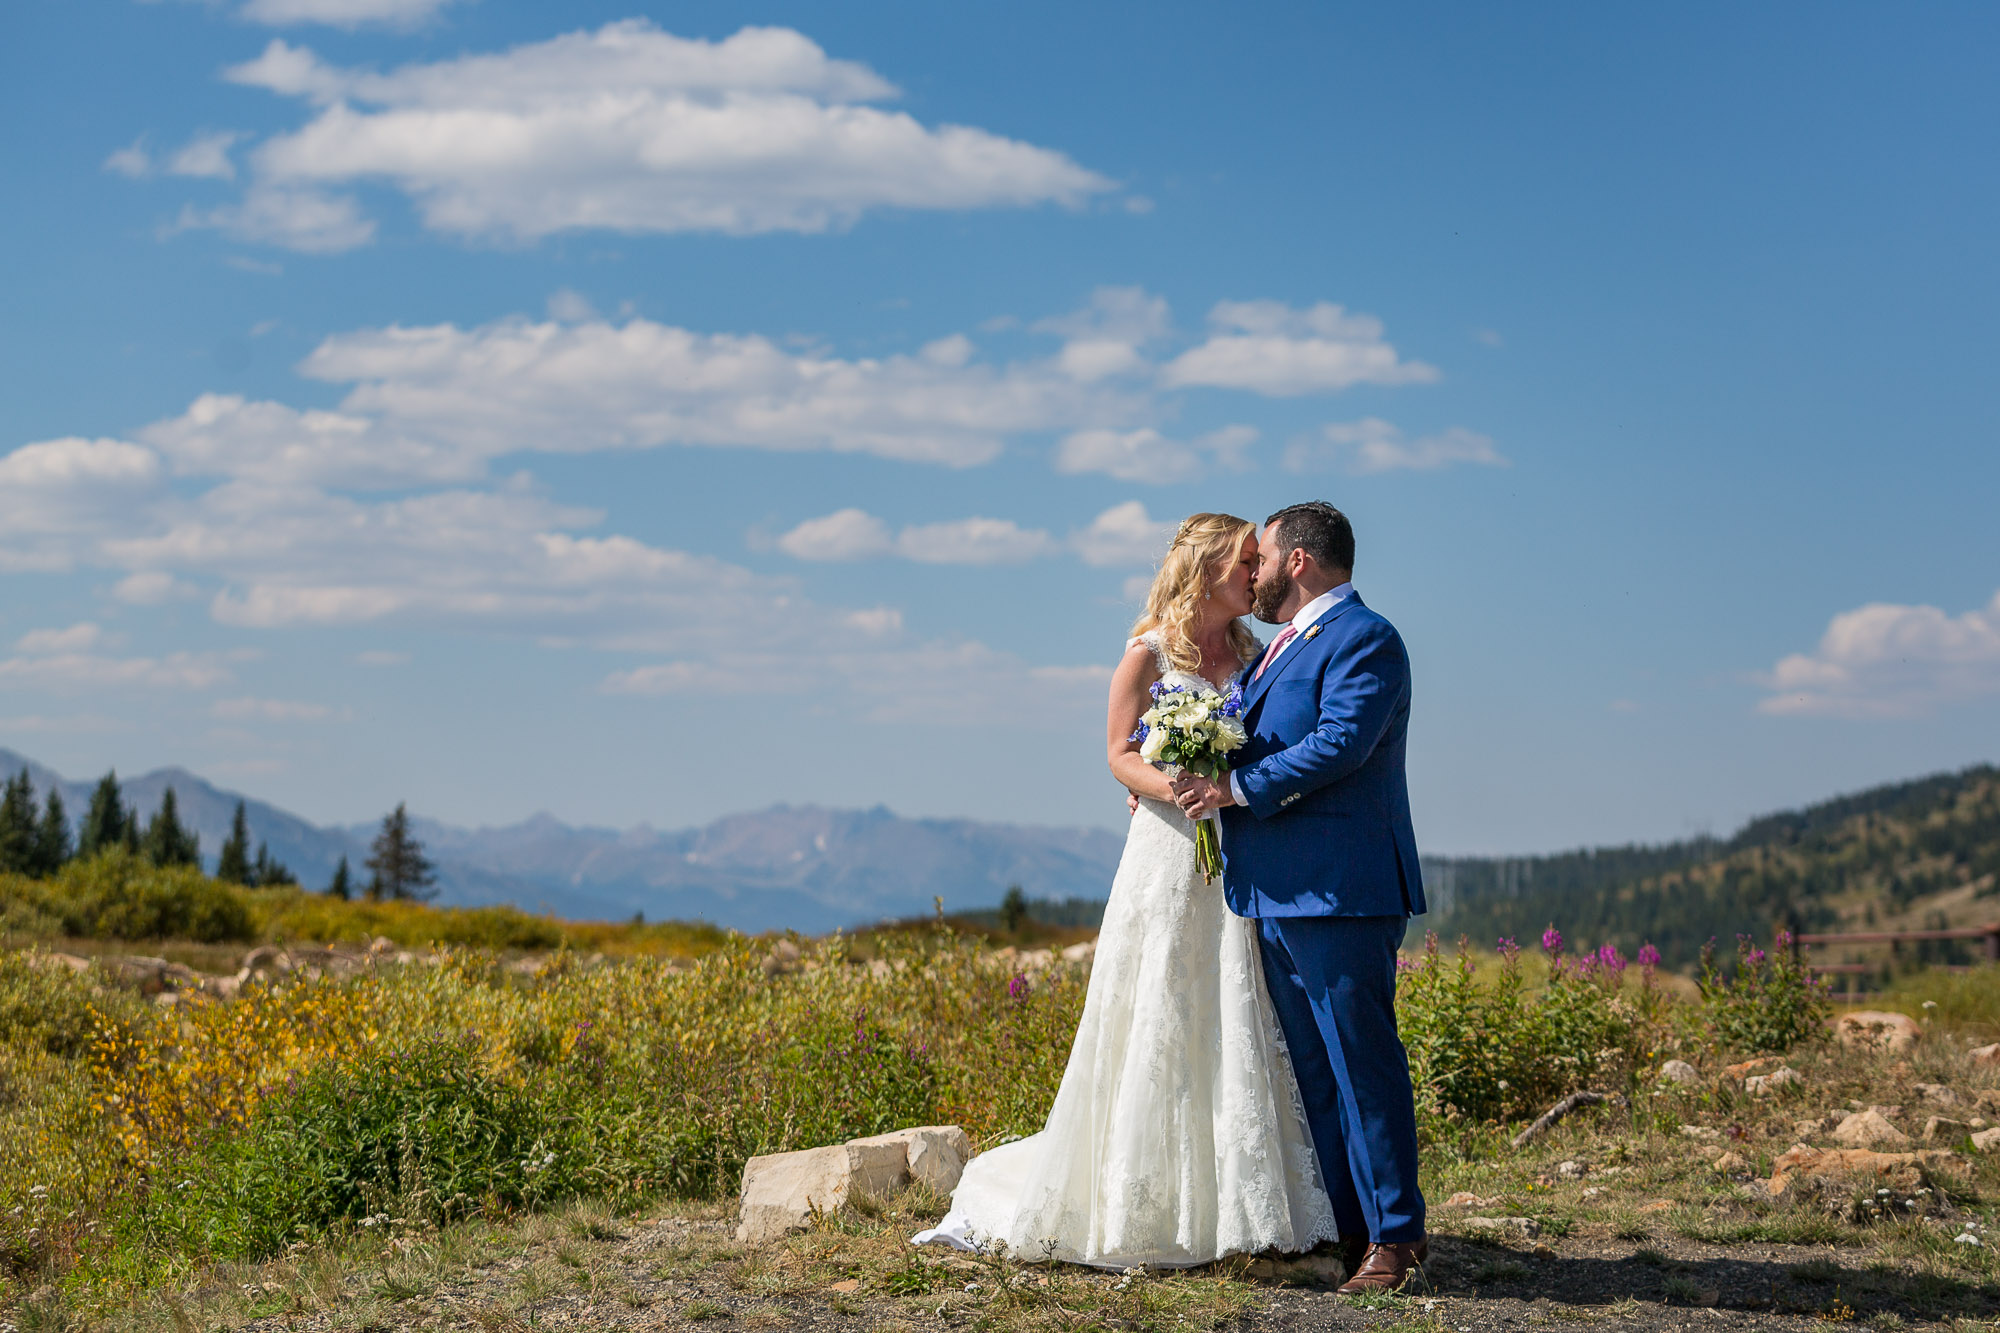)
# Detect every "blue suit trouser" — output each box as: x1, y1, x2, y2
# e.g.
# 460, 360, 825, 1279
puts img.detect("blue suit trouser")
1256, 915, 1426, 1245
